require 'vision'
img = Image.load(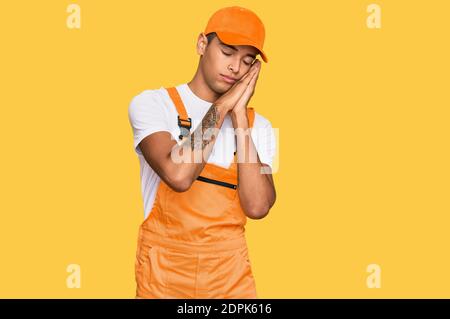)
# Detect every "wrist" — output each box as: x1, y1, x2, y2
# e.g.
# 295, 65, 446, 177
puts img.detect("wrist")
214, 102, 232, 119
231, 108, 247, 116
231, 109, 249, 128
